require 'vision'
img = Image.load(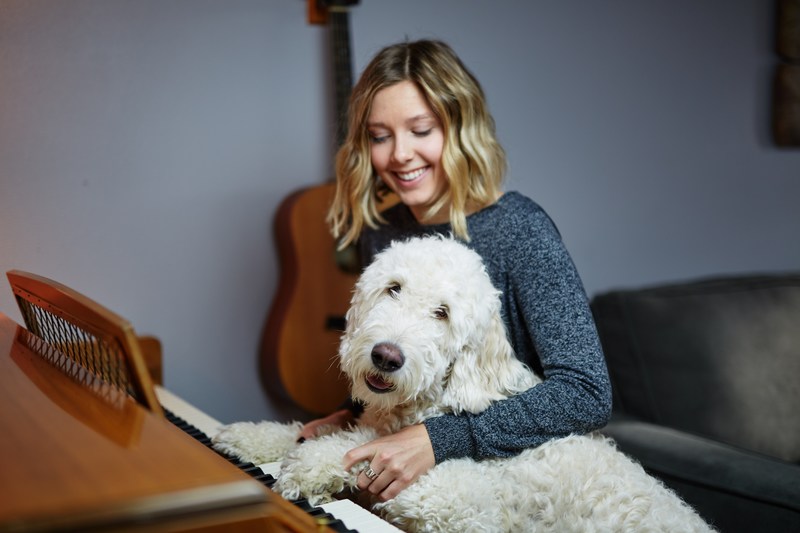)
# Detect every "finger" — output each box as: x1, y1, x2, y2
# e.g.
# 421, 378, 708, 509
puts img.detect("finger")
361, 468, 390, 494
297, 426, 315, 441
377, 478, 407, 502
343, 445, 374, 471
374, 464, 415, 501
378, 485, 398, 502
356, 466, 376, 490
